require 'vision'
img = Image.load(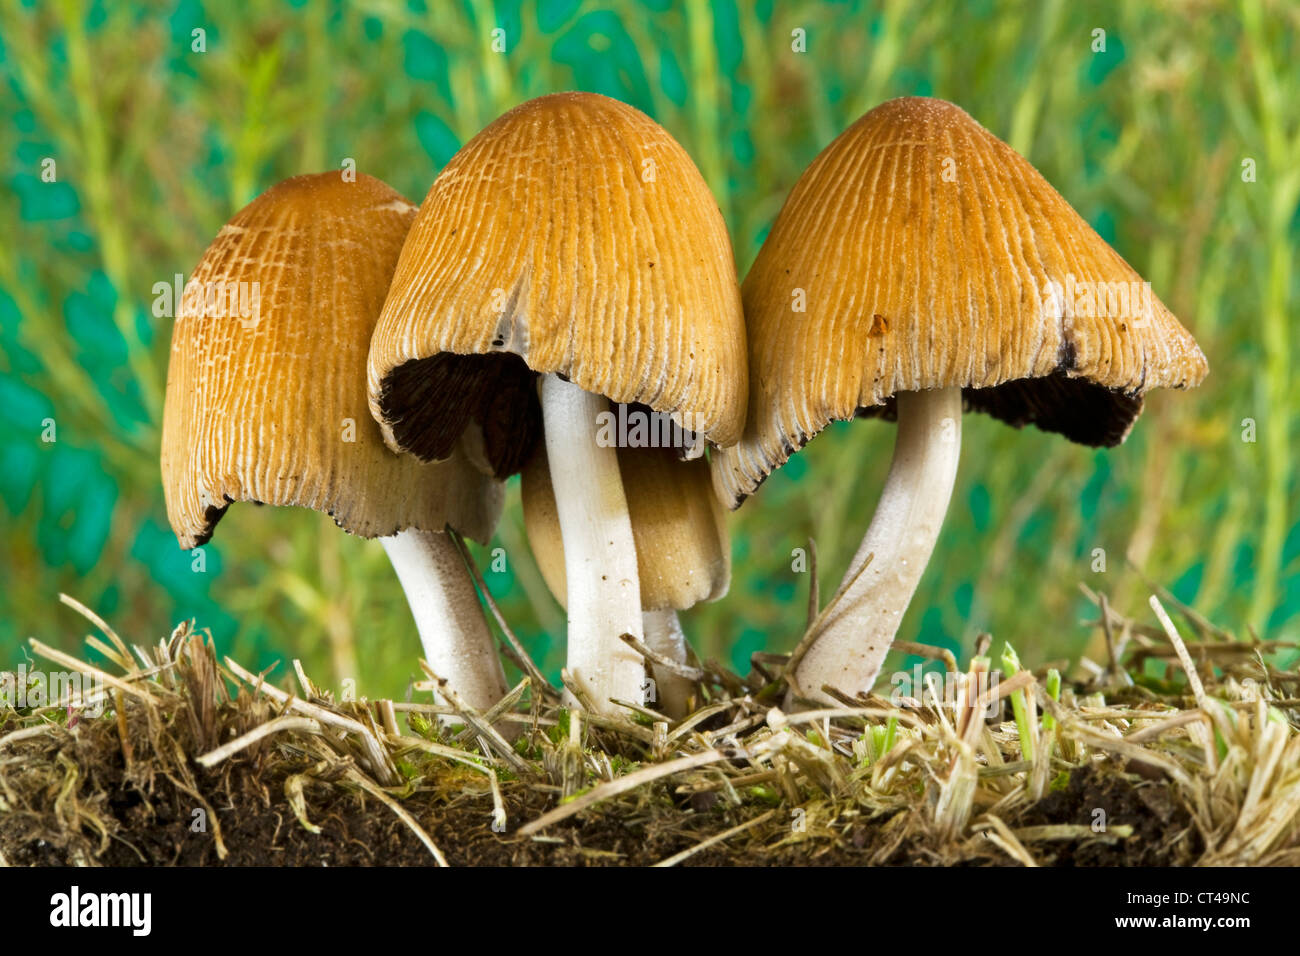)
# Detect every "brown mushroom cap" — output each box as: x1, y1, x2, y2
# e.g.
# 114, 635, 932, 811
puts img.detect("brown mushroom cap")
713, 96, 1208, 508
521, 442, 730, 613
366, 92, 747, 481
161, 172, 502, 549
